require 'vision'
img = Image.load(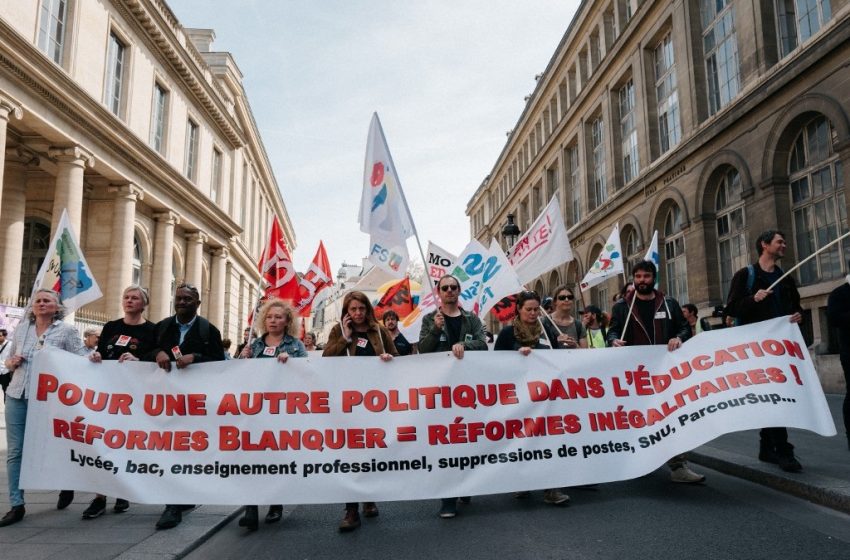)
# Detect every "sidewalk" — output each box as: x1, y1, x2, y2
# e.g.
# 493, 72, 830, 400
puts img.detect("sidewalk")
0, 395, 846, 558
